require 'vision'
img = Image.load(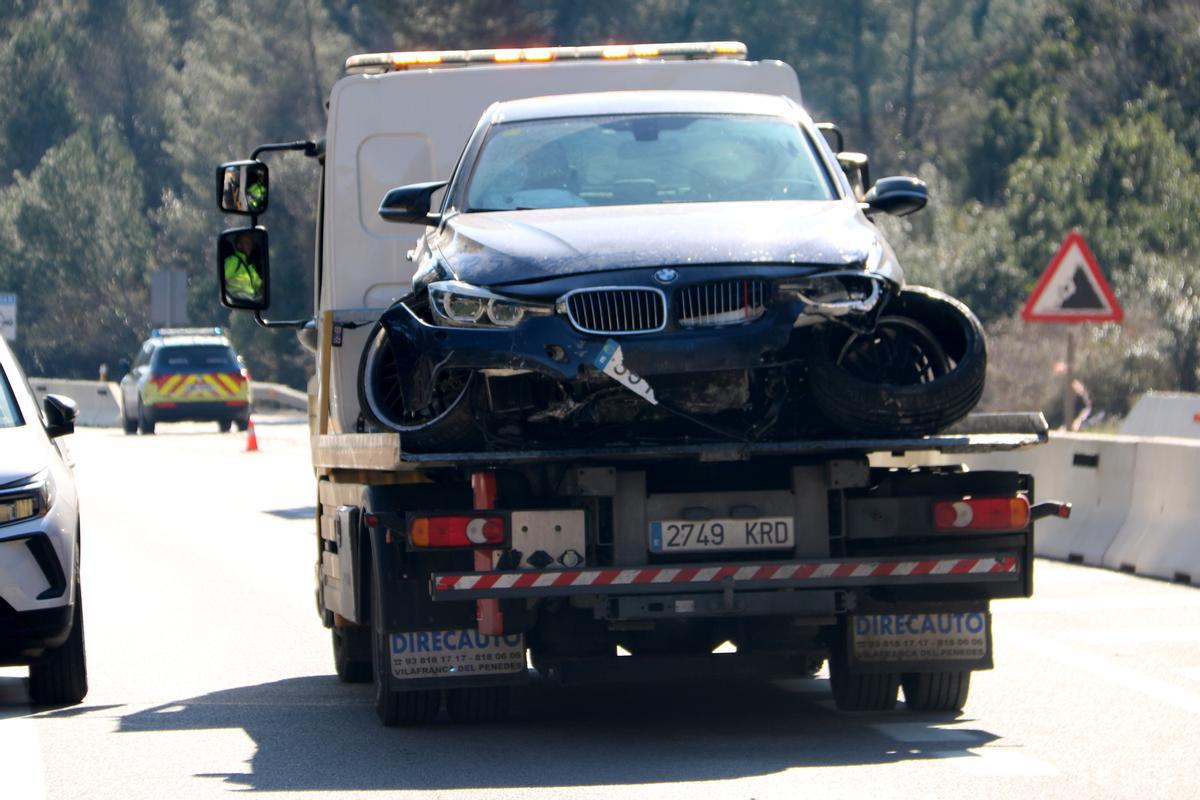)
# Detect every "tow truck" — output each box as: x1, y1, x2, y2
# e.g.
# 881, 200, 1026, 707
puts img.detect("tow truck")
213, 41, 1068, 725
